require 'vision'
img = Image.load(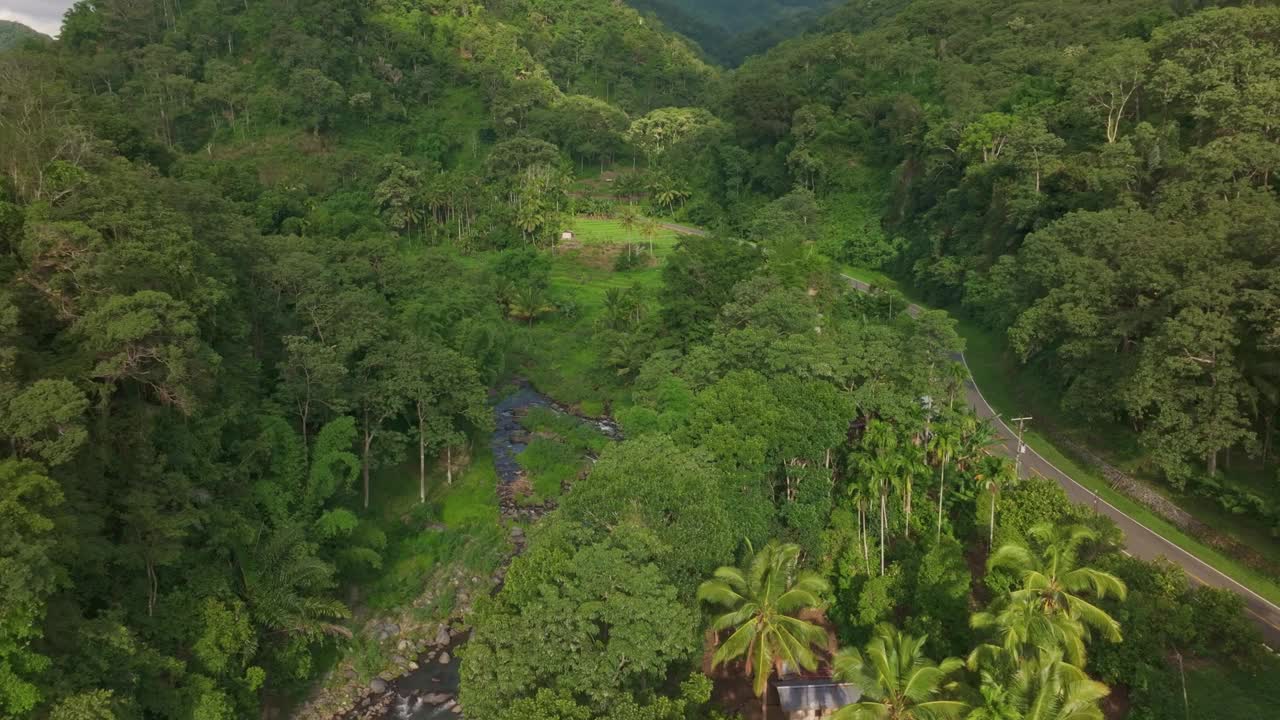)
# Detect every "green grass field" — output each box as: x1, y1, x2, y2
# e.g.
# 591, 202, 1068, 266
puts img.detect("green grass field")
568, 216, 681, 256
